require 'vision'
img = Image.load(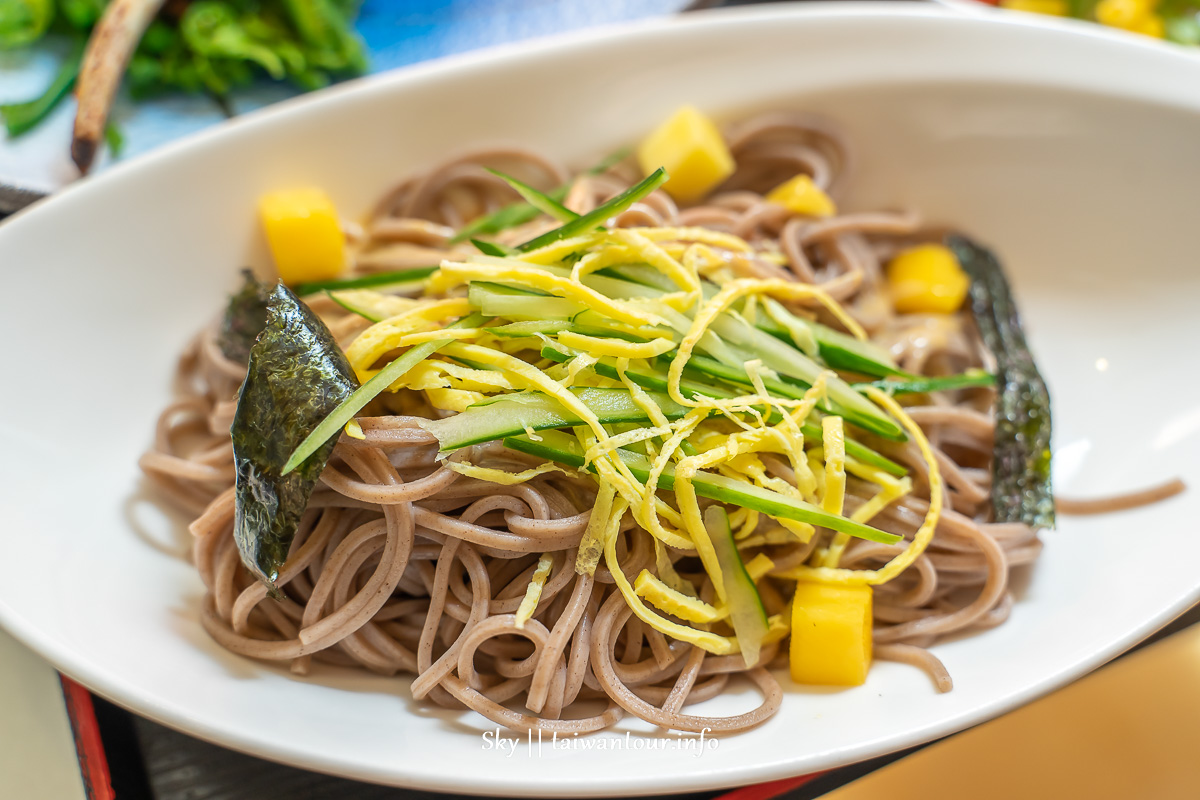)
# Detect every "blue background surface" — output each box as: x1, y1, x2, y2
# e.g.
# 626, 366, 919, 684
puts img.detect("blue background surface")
0, 0, 692, 192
